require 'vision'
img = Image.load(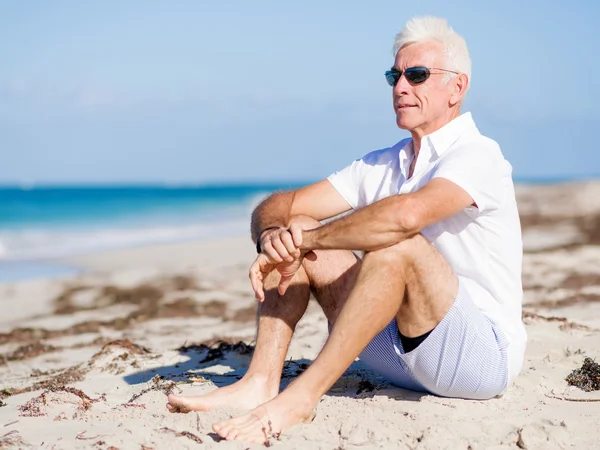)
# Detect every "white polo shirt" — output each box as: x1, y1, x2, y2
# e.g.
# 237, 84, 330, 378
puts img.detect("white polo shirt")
327, 112, 526, 384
